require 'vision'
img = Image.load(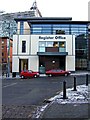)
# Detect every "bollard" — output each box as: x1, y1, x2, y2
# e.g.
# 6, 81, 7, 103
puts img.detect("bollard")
86, 74, 88, 86
6, 73, 7, 77
63, 81, 67, 99
73, 77, 77, 91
